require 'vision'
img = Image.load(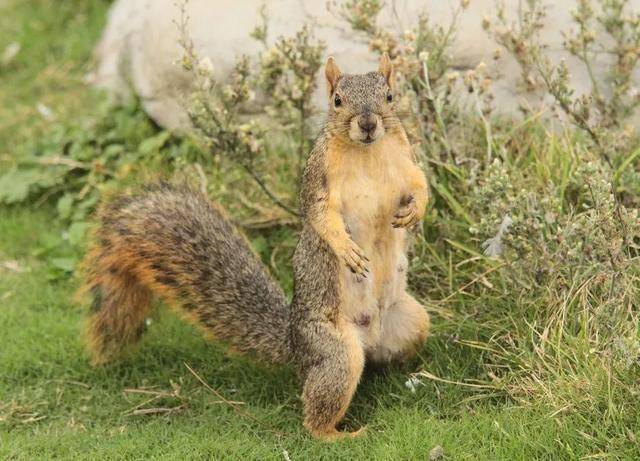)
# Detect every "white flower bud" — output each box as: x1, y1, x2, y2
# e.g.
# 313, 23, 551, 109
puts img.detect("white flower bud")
197, 57, 214, 76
